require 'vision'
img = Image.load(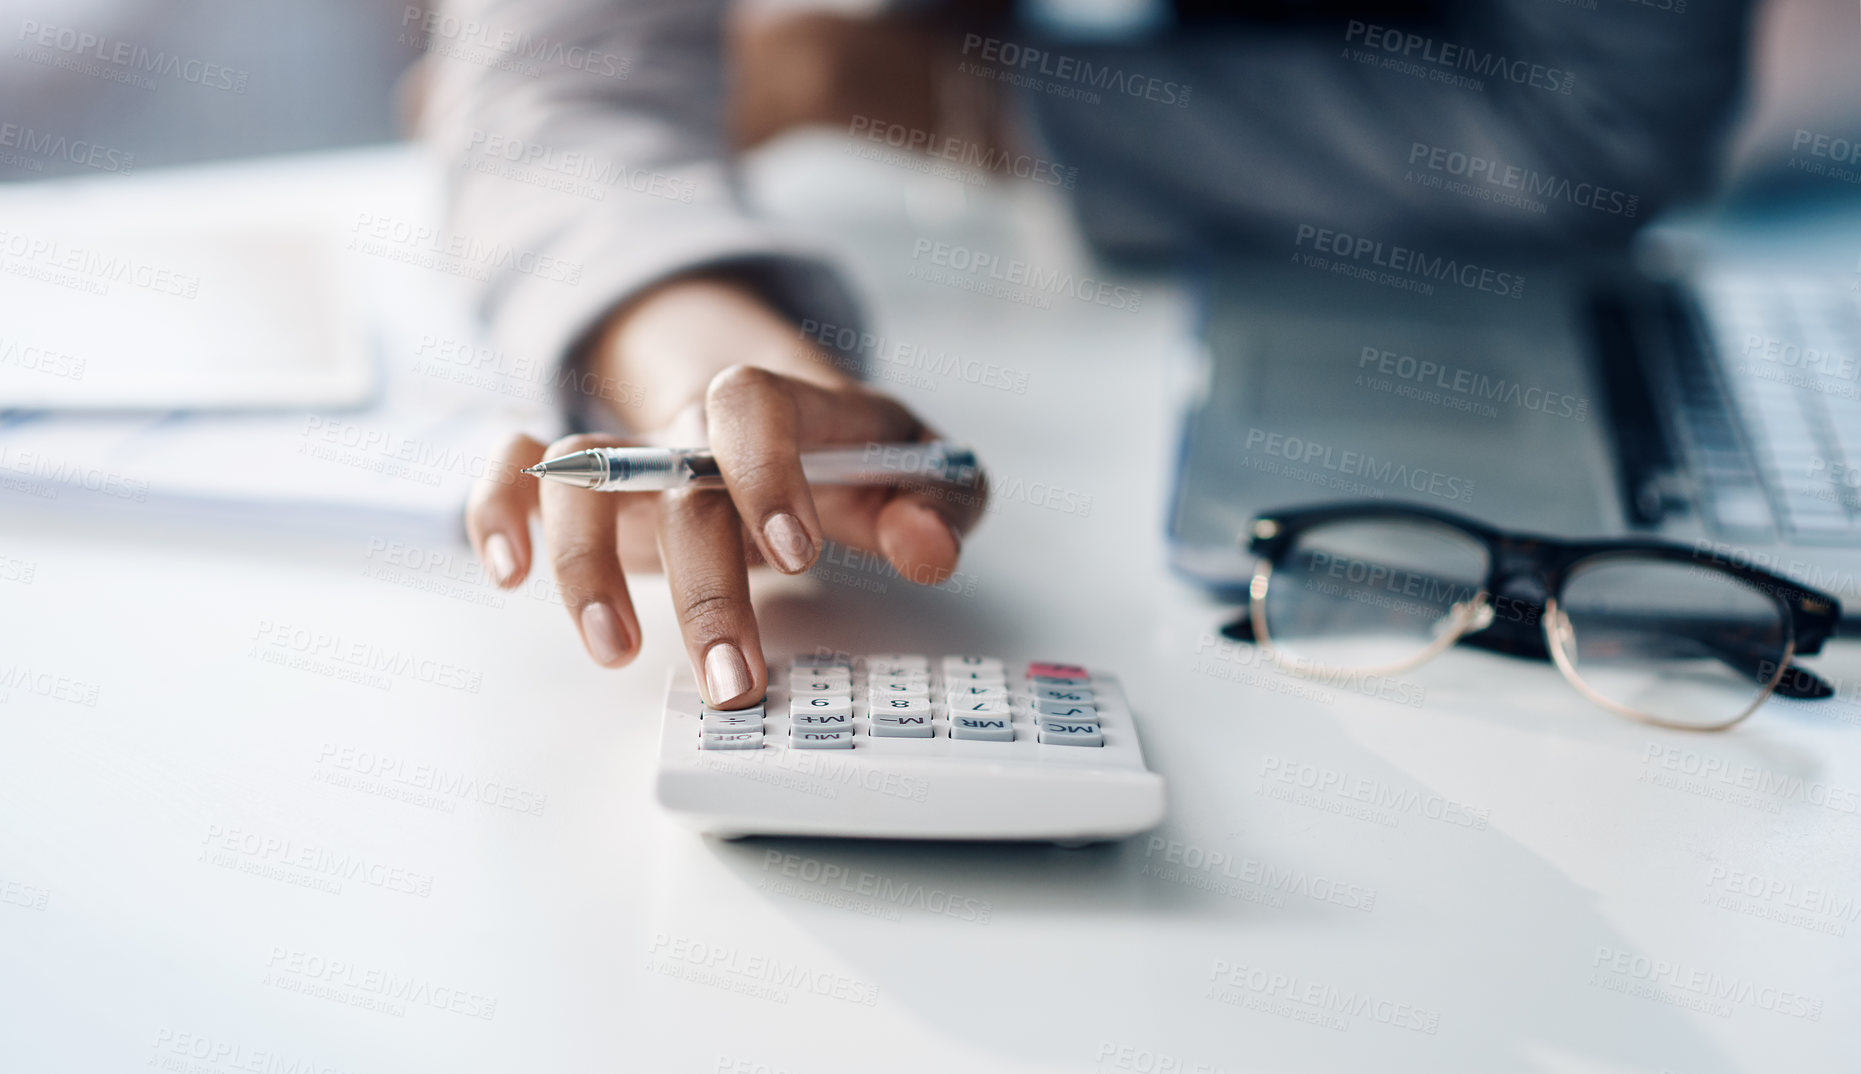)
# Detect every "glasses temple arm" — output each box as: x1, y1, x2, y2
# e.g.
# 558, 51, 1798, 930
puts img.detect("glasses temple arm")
1552, 612, 1835, 701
